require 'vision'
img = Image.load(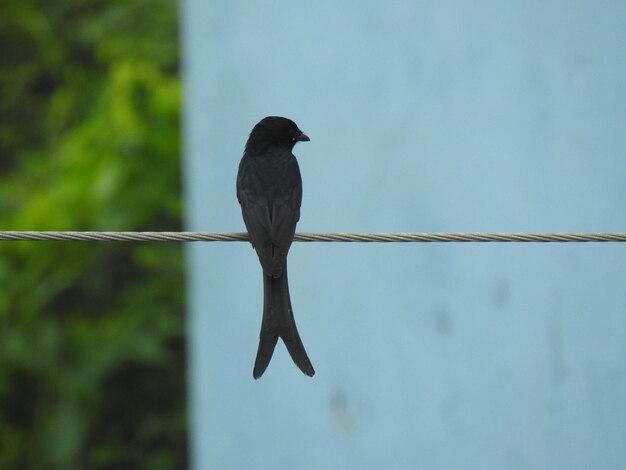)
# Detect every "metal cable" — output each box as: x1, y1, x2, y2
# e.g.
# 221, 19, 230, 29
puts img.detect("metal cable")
1, 231, 626, 242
